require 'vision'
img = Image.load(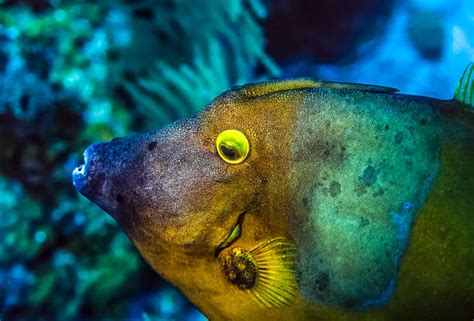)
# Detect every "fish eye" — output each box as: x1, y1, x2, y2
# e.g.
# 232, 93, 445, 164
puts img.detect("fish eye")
216, 129, 250, 164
